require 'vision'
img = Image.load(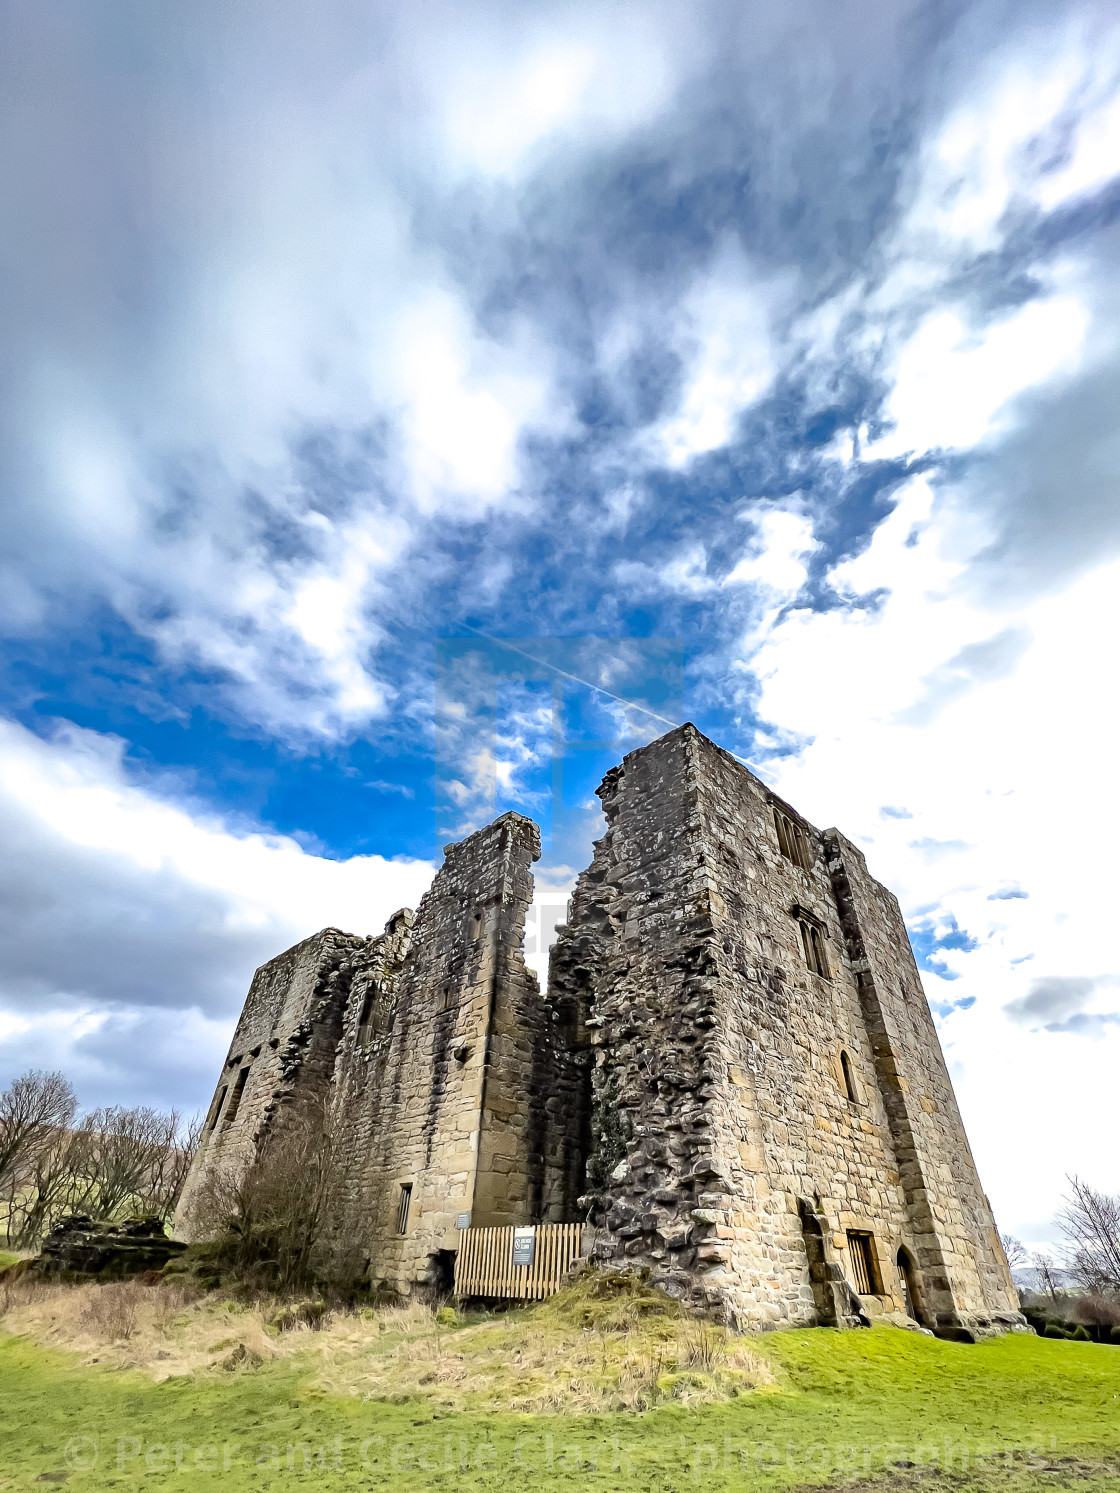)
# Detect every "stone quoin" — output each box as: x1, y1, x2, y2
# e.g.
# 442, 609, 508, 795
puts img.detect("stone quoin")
175, 724, 1024, 1338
